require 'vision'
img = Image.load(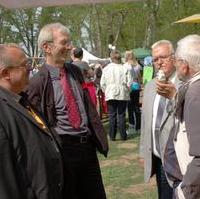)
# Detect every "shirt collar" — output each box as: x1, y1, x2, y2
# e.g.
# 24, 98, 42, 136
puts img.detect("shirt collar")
45, 64, 62, 80
0, 86, 22, 103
